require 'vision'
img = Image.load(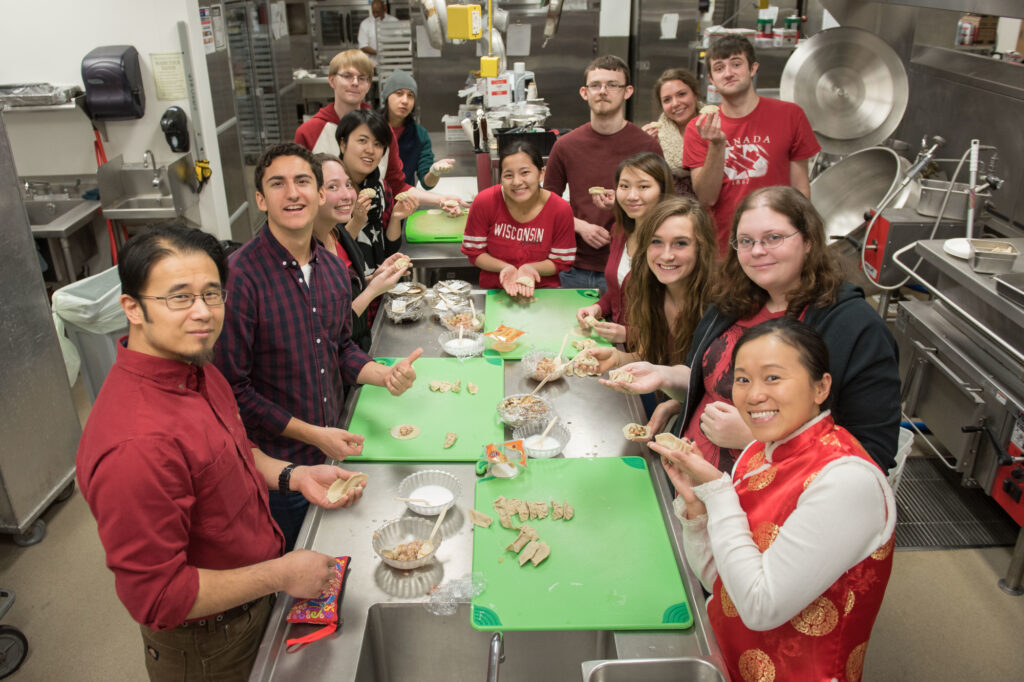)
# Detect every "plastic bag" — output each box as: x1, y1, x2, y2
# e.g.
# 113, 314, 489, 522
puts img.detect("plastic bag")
51, 312, 81, 387
51, 266, 126, 334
